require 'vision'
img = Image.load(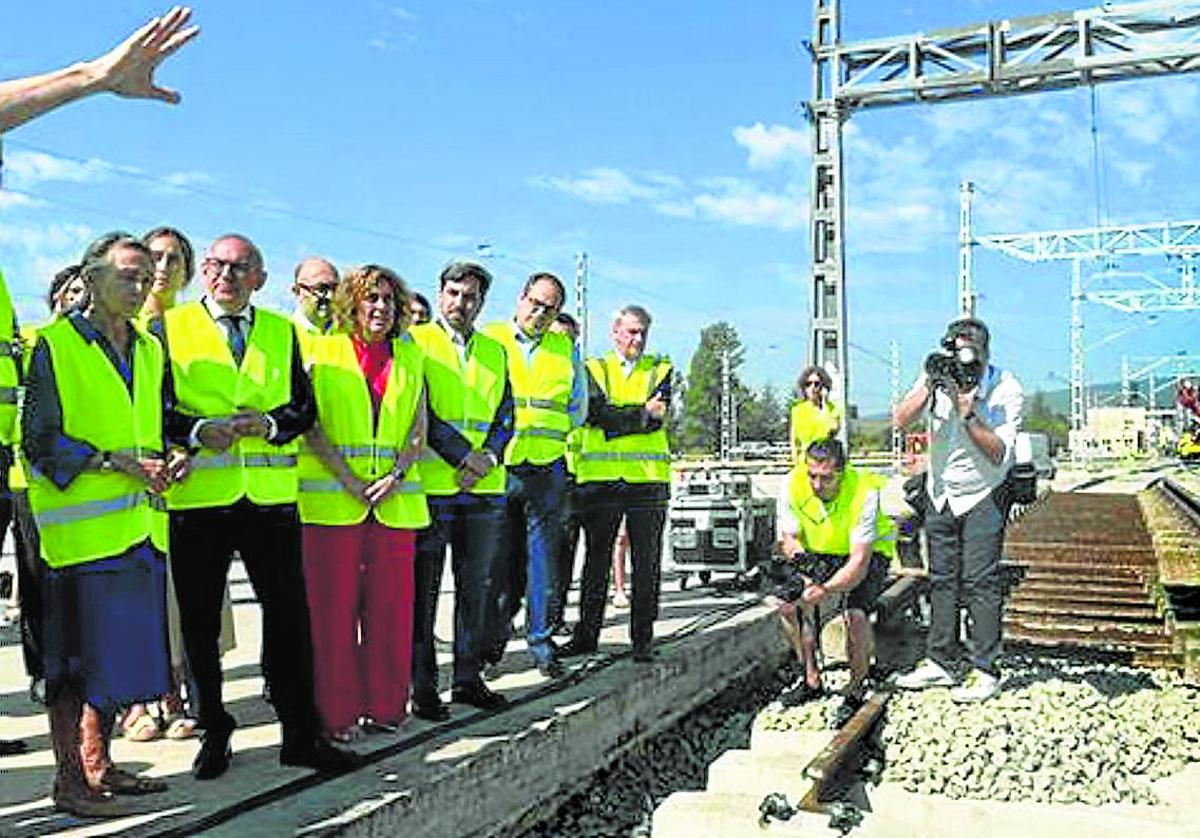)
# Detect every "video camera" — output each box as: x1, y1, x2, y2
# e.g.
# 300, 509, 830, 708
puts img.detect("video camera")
763, 552, 842, 602
924, 328, 984, 393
